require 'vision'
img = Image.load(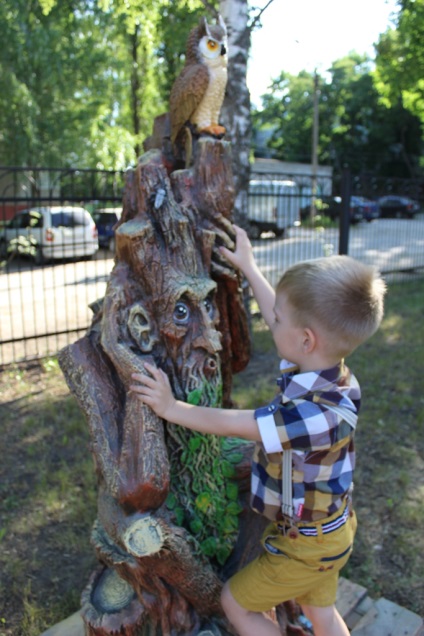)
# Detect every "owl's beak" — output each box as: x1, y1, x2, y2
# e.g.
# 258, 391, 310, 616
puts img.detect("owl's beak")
221, 45, 226, 56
